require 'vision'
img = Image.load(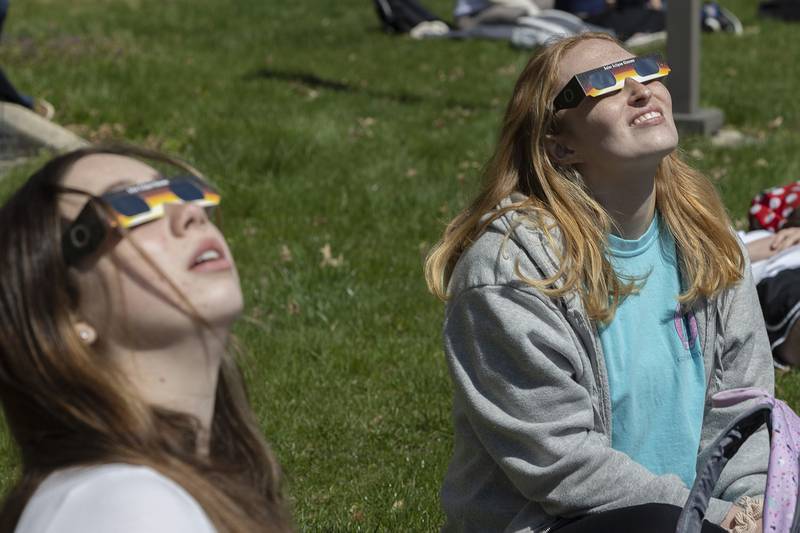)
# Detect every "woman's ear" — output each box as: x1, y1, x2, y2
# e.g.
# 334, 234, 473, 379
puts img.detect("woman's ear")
545, 134, 581, 166
73, 321, 97, 345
